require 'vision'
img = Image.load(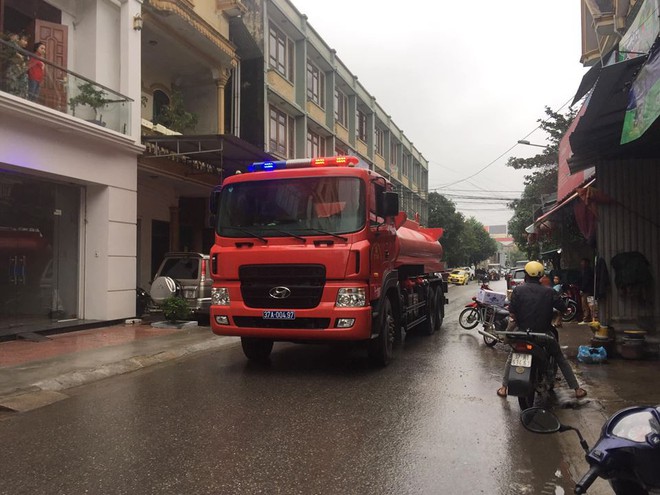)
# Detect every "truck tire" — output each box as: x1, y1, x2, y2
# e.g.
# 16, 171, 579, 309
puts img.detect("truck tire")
241, 337, 273, 362
421, 287, 437, 335
368, 297, 394, 366
434, 288, 444, 331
